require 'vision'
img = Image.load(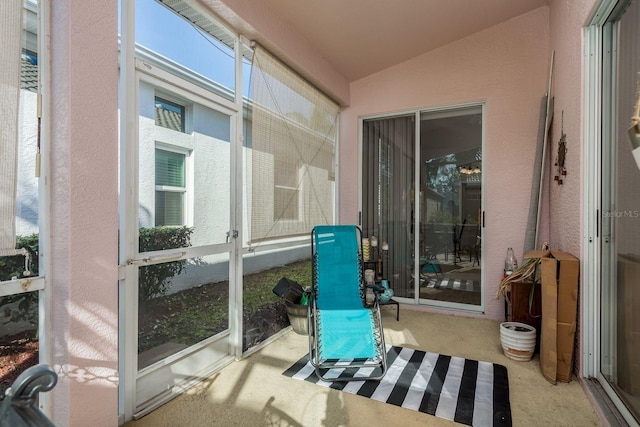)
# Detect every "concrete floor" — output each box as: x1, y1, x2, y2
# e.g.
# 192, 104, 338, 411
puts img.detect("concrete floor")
125, 306, 602, 427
